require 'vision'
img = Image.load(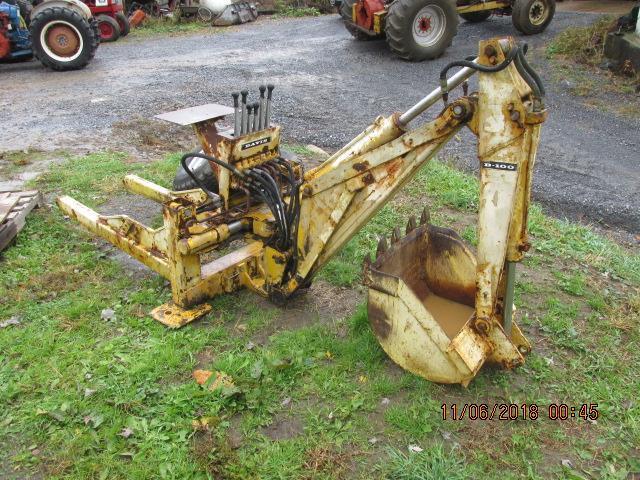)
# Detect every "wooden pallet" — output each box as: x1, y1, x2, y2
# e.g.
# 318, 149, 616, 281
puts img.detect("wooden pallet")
0, 190, 43, 252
